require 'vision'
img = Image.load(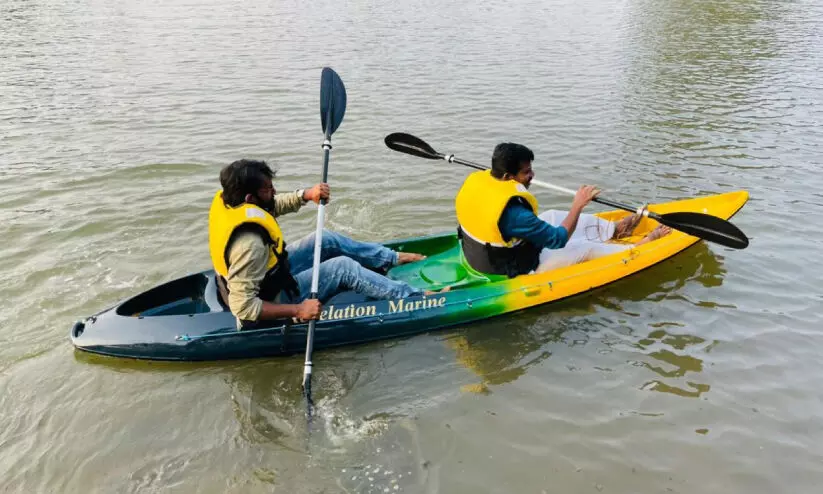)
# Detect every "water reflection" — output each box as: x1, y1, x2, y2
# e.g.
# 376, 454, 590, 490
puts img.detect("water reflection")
607, 239, 727, 302
635, 327, 712, 398
445, 241, 726, 394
